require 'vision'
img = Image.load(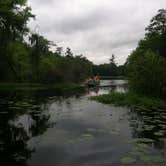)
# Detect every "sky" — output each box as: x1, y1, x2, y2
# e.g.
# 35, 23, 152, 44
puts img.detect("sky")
28, 0, 166, 65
